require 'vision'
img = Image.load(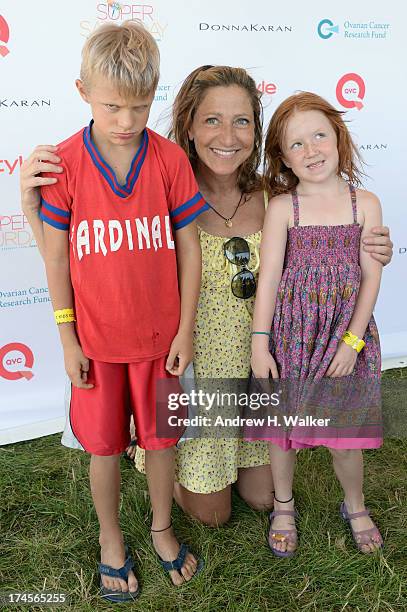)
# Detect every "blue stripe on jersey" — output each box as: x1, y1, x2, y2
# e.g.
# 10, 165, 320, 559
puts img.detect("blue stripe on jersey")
170, 192, 204, 218
41, 198, 71, 218
83, 128, 128, 198
127, 131, 149, 192
83, 122, 148, 199
40, 210, 70, 231
173, 202, 210, 230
